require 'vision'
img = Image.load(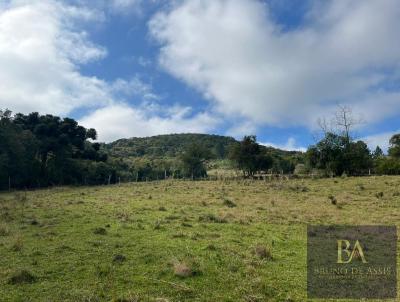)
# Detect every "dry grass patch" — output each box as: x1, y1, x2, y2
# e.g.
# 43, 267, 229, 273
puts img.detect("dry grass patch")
11, 236, 24, 252
254, 245, 273, 260
0, 223, 10, 236
173, 262, 192, 278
